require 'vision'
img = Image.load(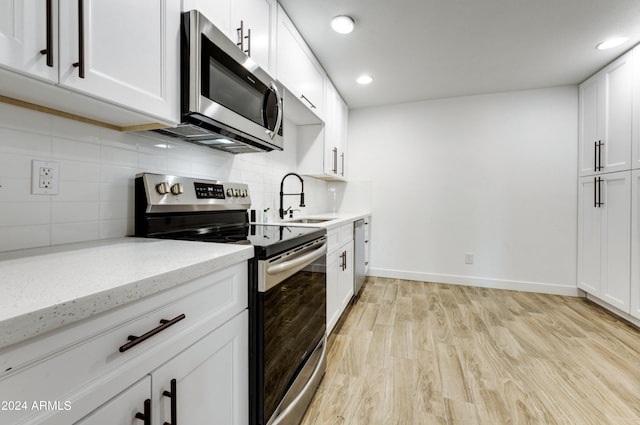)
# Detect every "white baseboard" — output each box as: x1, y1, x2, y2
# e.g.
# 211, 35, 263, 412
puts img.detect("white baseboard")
368, 267, 580, 297
585, 293, 640, 328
